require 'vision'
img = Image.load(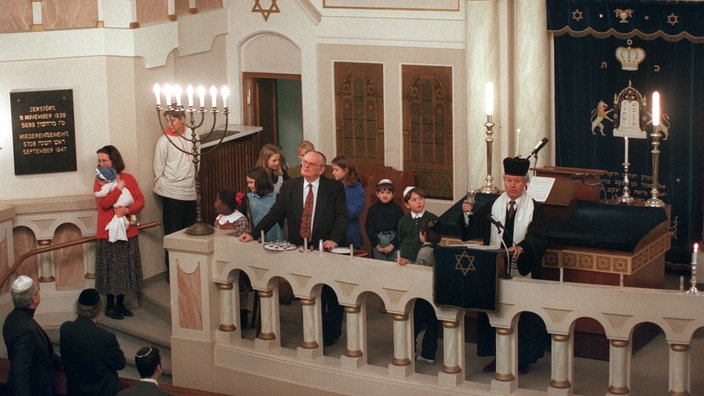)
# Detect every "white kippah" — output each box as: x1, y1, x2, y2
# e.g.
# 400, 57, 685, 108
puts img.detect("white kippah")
377, 178, 393, 186
11, 275, 33, 293
403, 186, 415, 198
